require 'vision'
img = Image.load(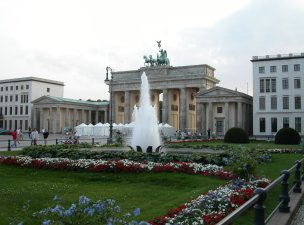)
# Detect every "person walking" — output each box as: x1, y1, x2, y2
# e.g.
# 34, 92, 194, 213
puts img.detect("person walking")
10, 130, 18, 148
32, 128, 39, 145
43, 129, 49, 145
